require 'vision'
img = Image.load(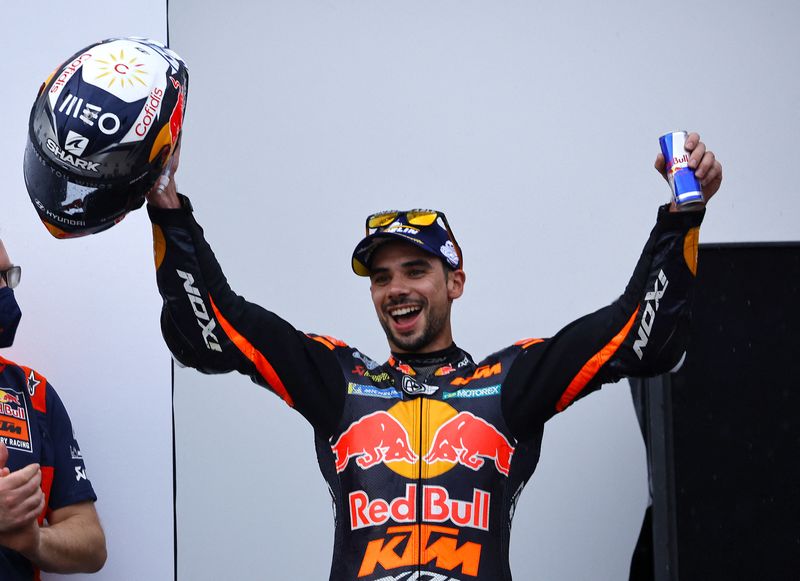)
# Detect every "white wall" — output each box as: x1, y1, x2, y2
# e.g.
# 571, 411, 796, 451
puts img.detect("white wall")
0, 4, 174, 579
169, 0, 800, 579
